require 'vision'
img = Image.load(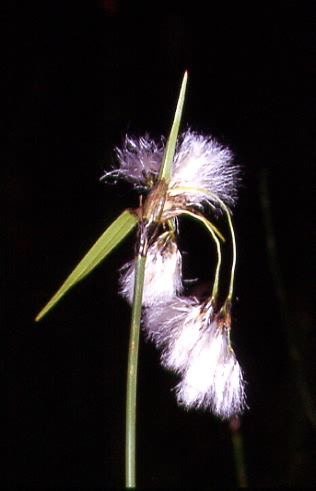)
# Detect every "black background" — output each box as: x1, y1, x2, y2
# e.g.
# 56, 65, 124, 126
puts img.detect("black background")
8, 1, 315, 488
